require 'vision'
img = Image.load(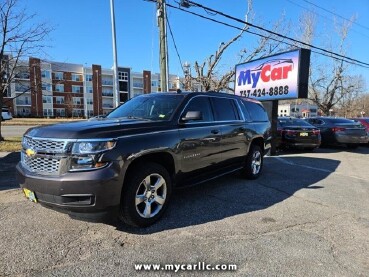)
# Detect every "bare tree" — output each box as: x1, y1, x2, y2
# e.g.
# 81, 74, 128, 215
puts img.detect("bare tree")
186, 0, 288, 92
307, 14, 365, 116
0, 0, 52, 141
